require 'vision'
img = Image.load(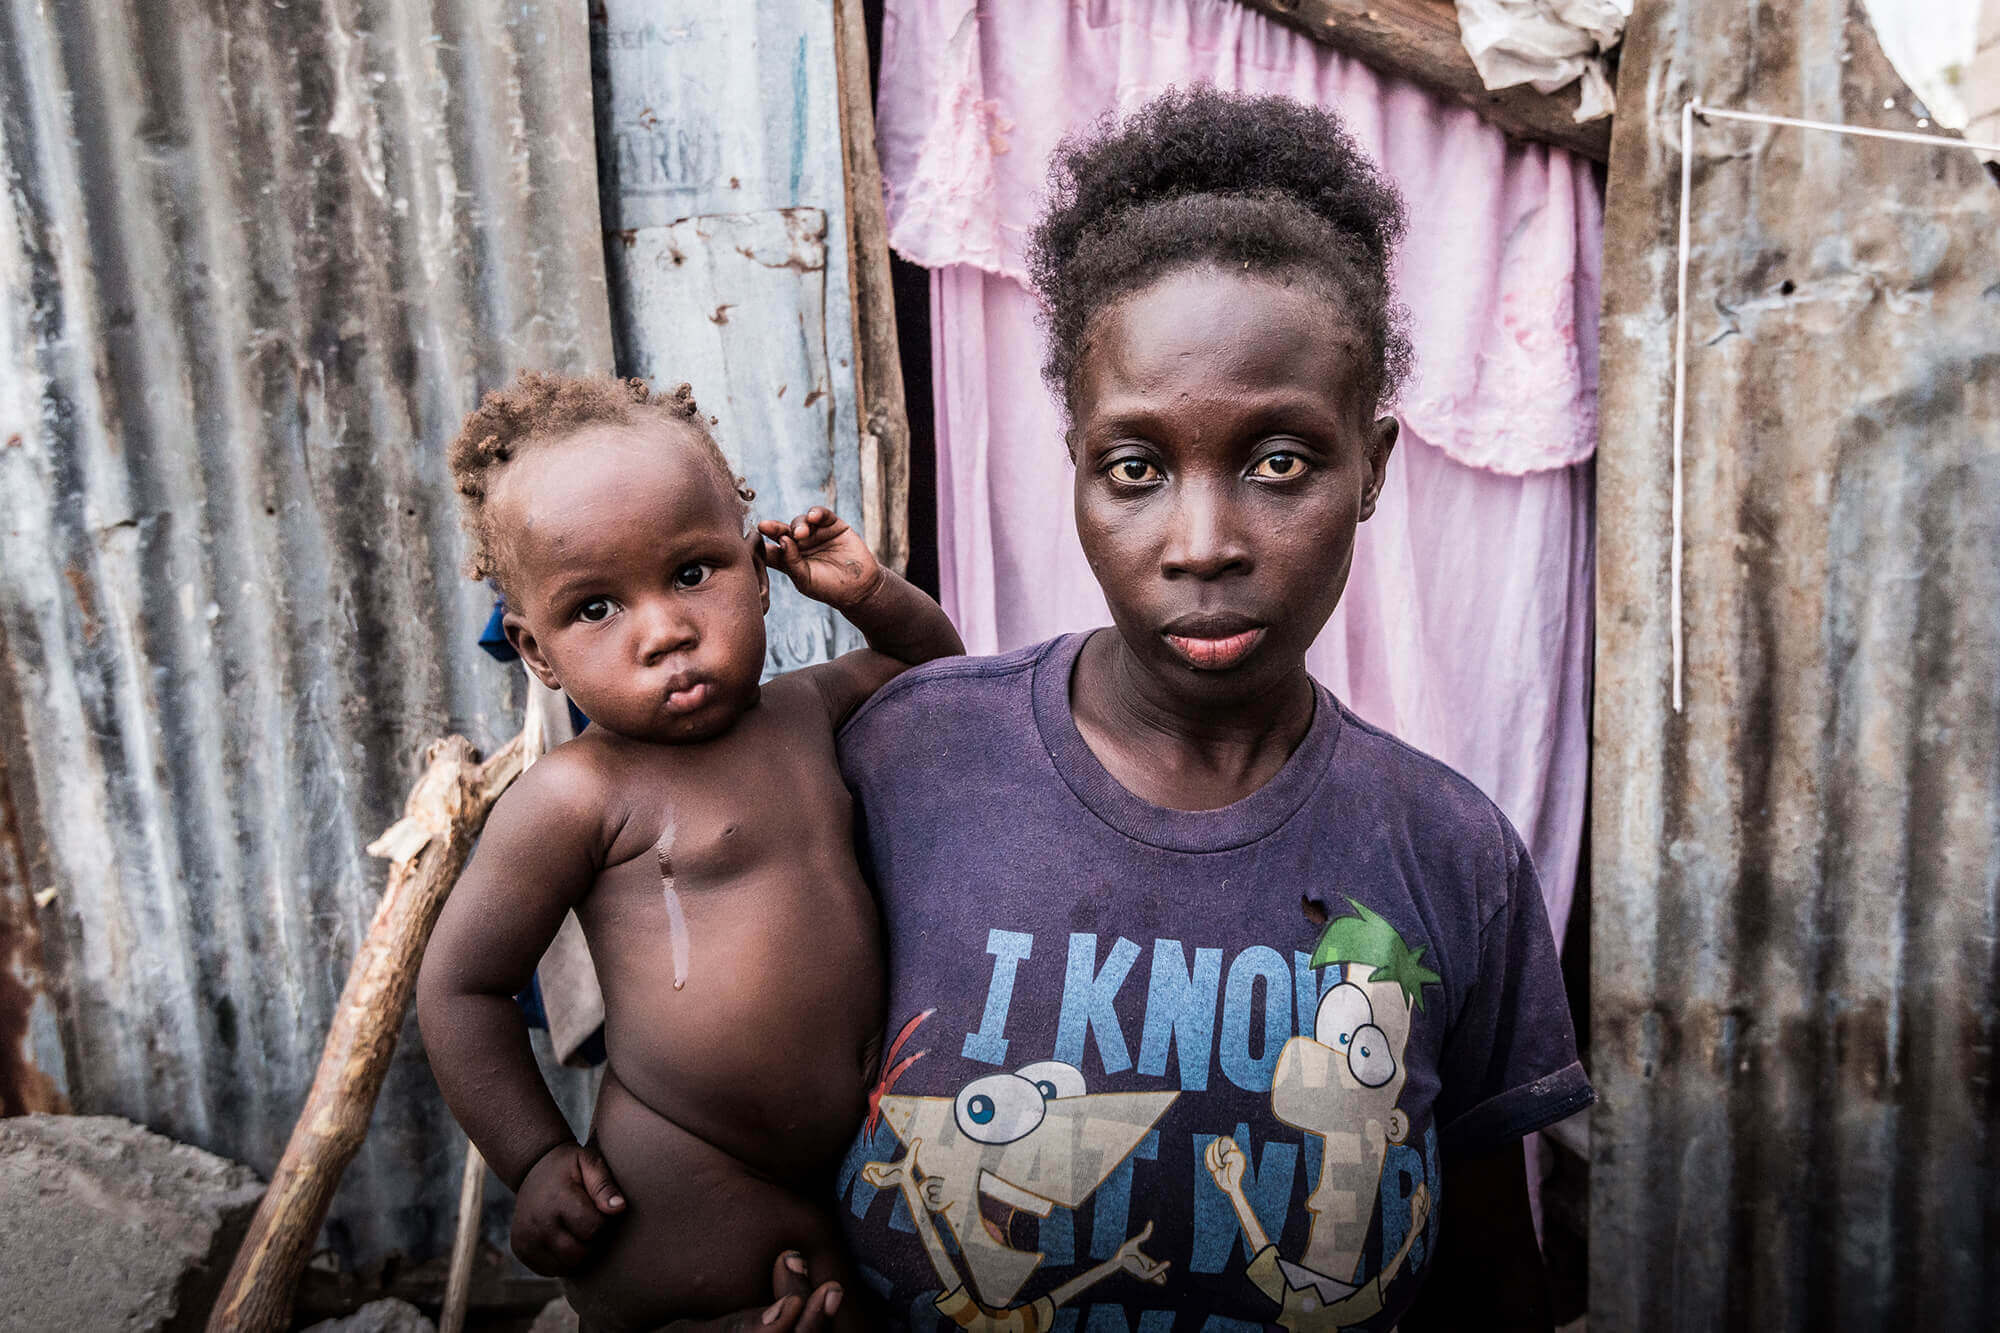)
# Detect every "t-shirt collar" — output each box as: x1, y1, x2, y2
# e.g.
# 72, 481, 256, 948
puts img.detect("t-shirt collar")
1031, 630, 1343, 853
